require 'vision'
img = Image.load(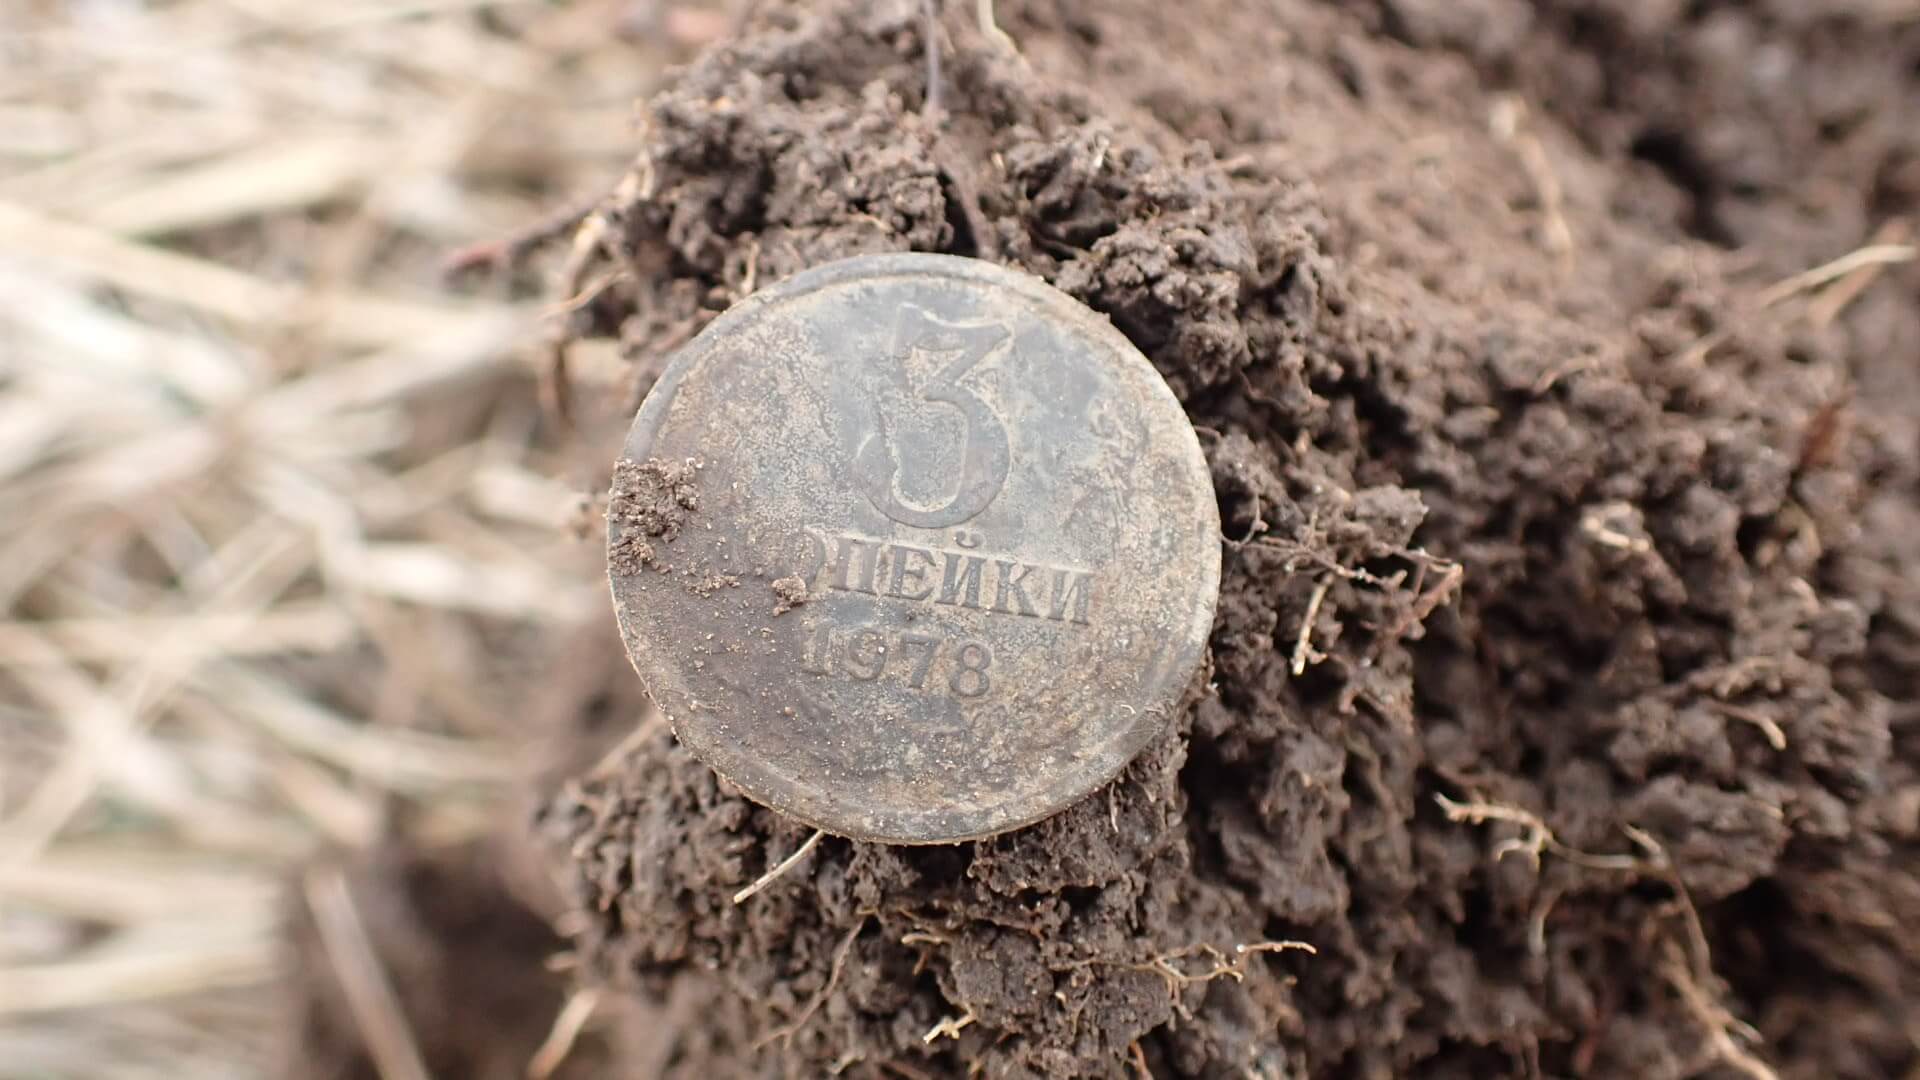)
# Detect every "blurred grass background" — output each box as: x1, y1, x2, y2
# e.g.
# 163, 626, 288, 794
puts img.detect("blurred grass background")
0, 2, 717, 1074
